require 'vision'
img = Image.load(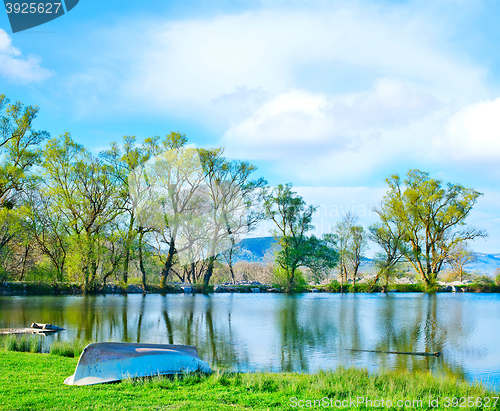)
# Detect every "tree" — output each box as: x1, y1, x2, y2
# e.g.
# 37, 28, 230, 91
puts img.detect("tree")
220, 172, 267, 284
198, 148, 267, 292
368, 220, 407, 292
25, 186, 69, 282
133, 134, 207, 289
264, 183, 337, 292
347, 224, 368, 288
325, 217, 349, 292
376, 169, 487, 290
446, 242, 475, 282
0, 95, 48, 206
326, 212, 367, 291
100, 135, 151, 284
0, 95, 48, 260
42, 134, 126, 290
